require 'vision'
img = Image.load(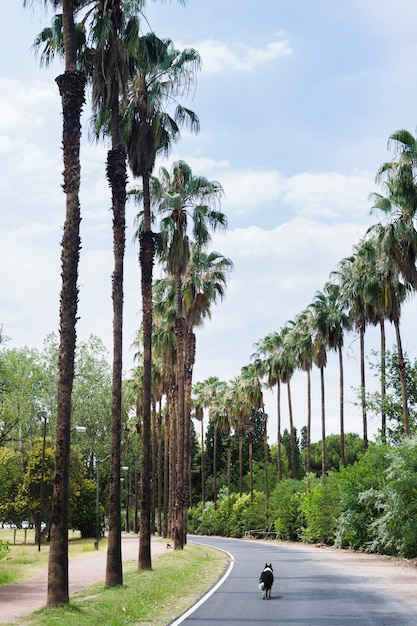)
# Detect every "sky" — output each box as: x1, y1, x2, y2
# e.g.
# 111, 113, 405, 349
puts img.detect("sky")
2, 0, 417, 445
